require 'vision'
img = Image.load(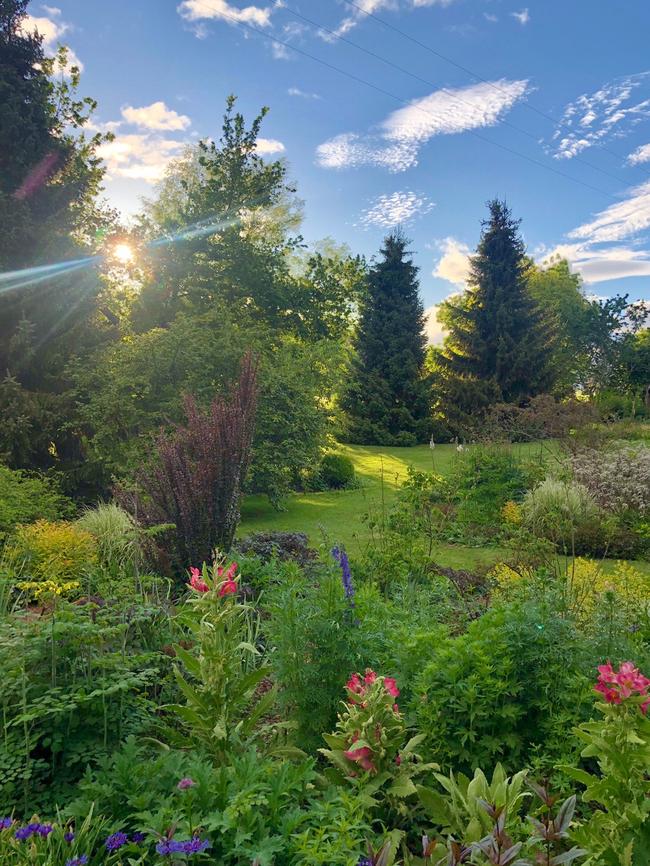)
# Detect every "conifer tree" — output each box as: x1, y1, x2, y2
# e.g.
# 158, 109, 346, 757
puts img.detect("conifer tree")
436, 200, 555, 427
344, 232, 429, 445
